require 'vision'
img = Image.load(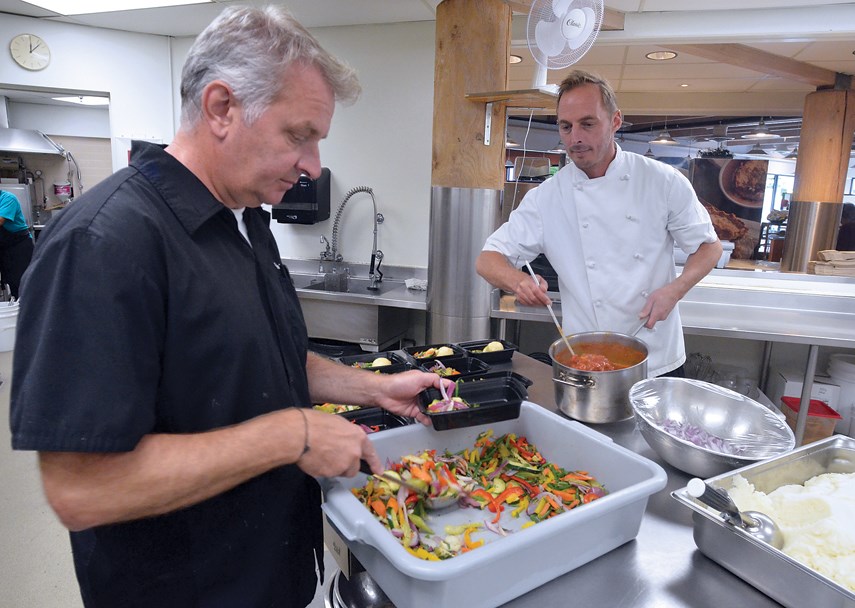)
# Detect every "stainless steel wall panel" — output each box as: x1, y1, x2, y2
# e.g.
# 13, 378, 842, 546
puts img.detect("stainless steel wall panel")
427, 186, 500, 342
781, 200, 842, 273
